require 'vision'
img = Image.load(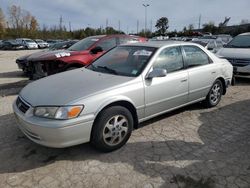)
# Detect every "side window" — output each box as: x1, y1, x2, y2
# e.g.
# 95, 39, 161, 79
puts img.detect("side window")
119, 37, 131, 45
216, 40, 223, 48
119, 37, 139, 45
97, 38, 117, 51
183, 46, 210, 68
153, 46, 184, 73
207, 41, 215, 50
